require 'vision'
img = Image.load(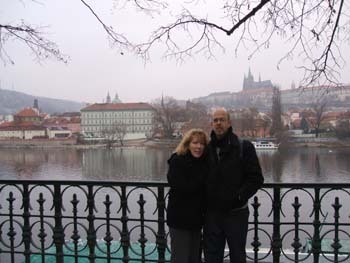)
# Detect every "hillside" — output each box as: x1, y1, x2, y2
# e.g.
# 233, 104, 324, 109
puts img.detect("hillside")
0, 89, 85, 115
